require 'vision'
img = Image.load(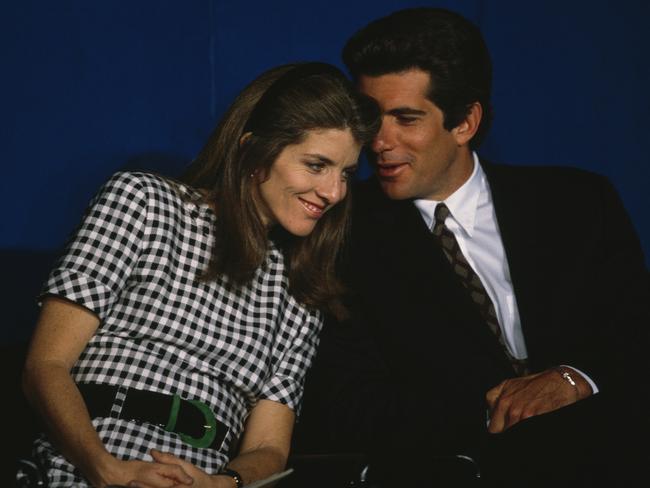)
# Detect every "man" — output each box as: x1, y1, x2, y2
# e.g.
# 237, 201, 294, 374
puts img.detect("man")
296, 7, 649, 487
